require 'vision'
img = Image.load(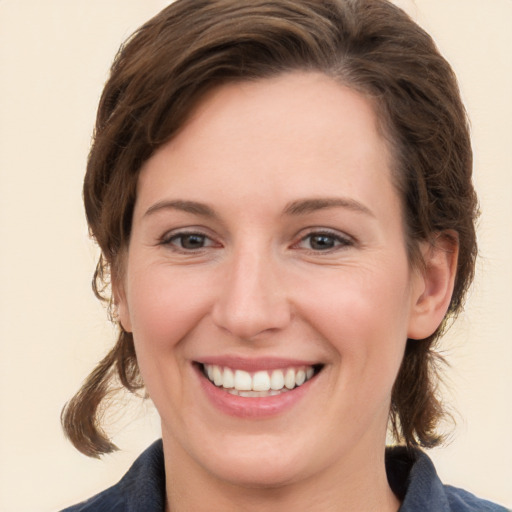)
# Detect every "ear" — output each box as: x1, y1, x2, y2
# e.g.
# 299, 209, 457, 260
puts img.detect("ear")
407, 232, 459, 340
112, 267, 133, 333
